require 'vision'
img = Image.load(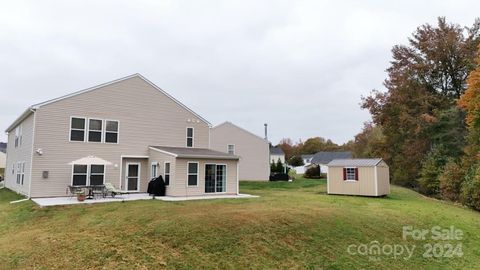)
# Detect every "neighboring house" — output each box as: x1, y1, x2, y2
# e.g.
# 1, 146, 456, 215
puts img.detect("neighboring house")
210, 122, 270, 181
4, 74, 240, 198
310, 151, 353, 174
0, 150, 6, 173
270, 146, 285, 164
327, 158, 390, 197
301, 154, 313, 165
